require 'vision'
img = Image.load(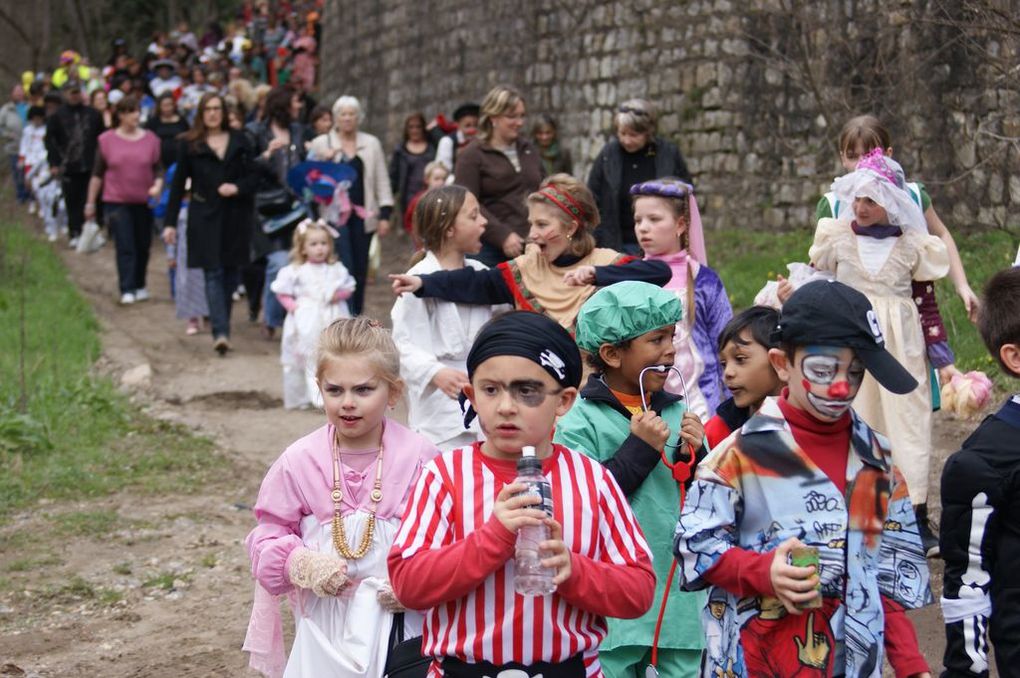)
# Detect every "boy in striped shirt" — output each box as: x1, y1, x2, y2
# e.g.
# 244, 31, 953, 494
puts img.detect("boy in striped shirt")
388, 310, 656, 677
